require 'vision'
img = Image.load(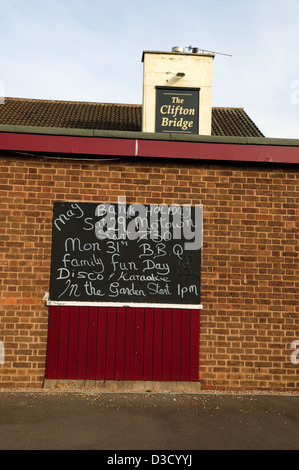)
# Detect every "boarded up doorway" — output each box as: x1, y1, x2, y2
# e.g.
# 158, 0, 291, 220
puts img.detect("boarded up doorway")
45, 306, 200, 382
